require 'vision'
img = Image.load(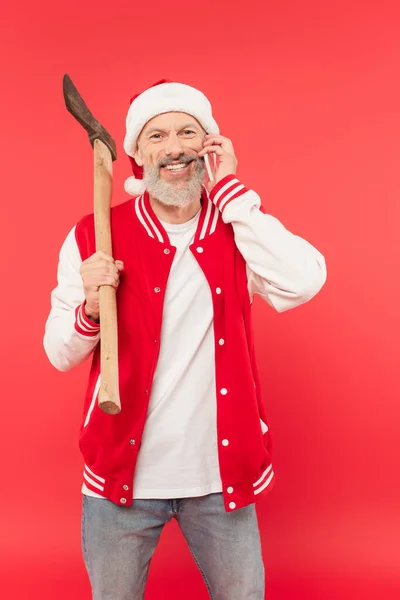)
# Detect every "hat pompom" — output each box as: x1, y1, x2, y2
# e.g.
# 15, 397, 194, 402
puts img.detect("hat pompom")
124, 176, 147, 196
